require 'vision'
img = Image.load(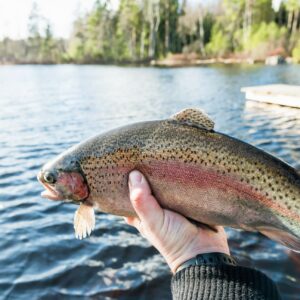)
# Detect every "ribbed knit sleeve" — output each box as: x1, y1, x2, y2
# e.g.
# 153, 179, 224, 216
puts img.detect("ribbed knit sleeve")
171, 265, 281, 300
